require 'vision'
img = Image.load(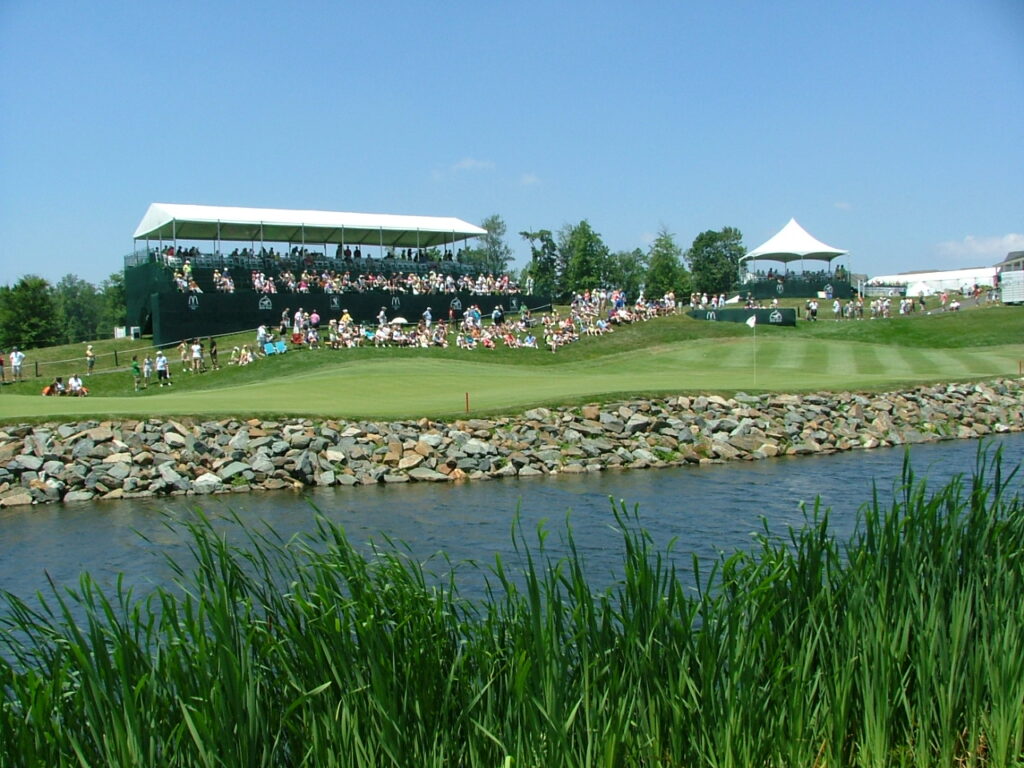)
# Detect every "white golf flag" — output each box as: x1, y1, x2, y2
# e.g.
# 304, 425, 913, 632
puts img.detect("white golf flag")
746, 315, 757, 328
